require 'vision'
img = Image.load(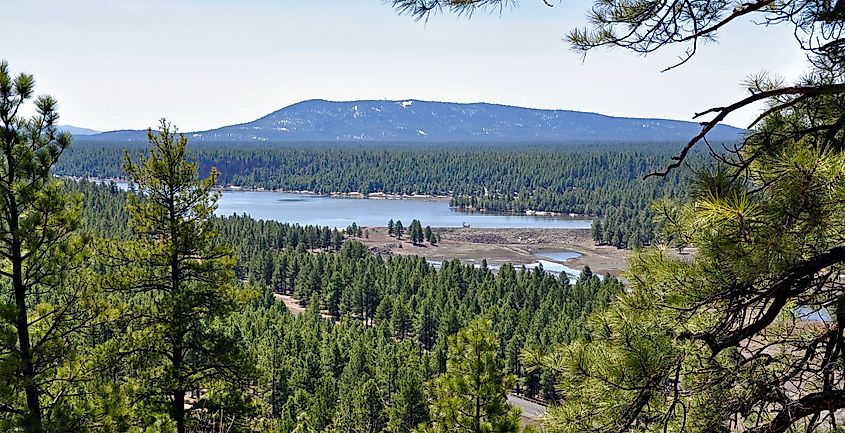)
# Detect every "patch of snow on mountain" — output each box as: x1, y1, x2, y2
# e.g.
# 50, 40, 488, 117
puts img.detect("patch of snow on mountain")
417, 129, 426, 136
400, 100, 413, 108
